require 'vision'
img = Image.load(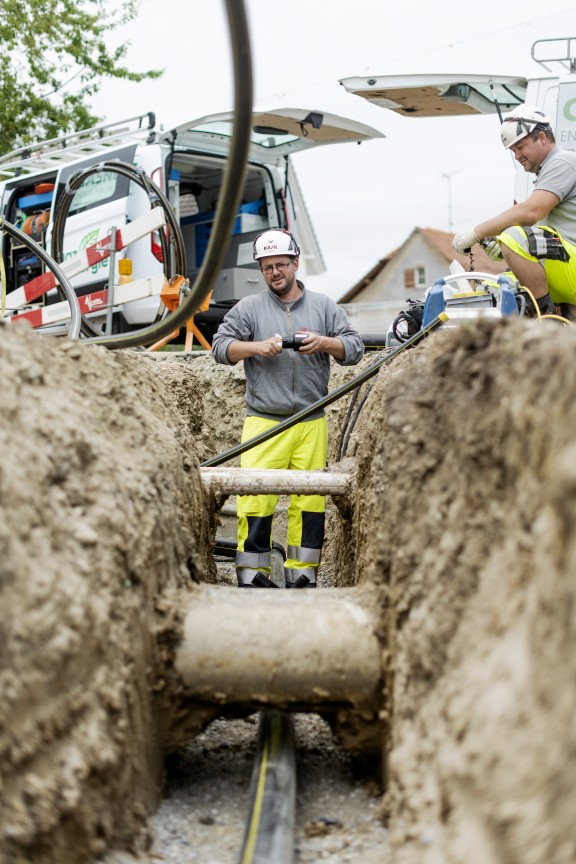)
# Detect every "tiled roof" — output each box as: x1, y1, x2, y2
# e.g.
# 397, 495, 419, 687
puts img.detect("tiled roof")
338, 226, 504, 302
338, 252, 395, 303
